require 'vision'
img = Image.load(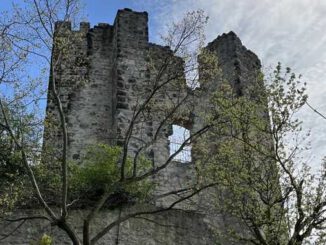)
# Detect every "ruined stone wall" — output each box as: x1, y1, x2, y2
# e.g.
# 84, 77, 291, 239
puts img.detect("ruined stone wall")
112, 10, 150, 149
44, 9, 152, 161
204, 31, 262, 94
2, 8, 266, 245
190, 31, 265, 240
1, 208, 216, 245
66, 22, 116, 160
43, 21, 90, 161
